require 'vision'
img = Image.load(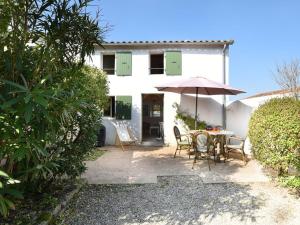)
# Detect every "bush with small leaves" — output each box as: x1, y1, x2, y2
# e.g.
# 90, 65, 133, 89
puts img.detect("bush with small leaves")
248, 97, 300, 174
